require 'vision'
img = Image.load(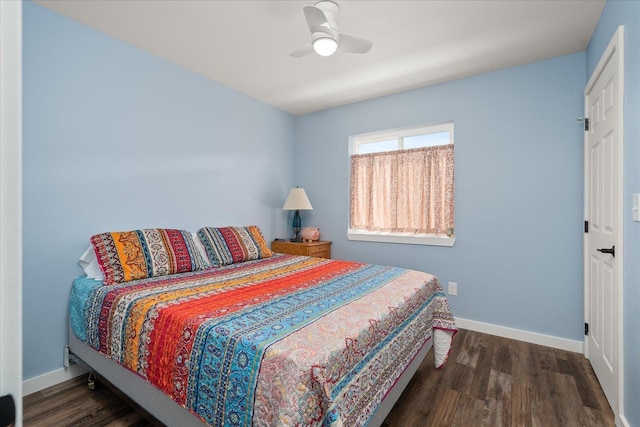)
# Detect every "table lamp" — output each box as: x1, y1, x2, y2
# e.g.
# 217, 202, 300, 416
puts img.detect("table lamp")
282, 187, 313, 242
